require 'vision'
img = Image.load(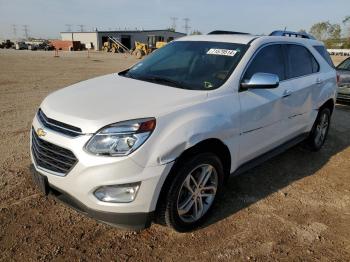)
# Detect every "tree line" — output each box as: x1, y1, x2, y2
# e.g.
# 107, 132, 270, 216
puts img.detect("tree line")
307, 16, 350, 48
